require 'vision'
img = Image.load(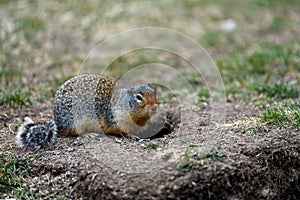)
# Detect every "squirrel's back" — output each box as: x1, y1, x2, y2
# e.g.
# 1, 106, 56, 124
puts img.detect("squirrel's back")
53, 74, 120, 136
